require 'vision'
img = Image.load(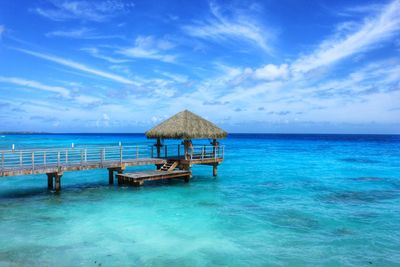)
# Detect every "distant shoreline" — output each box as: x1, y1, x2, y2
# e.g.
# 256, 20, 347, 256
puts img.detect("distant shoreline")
1, 132, 399, 136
